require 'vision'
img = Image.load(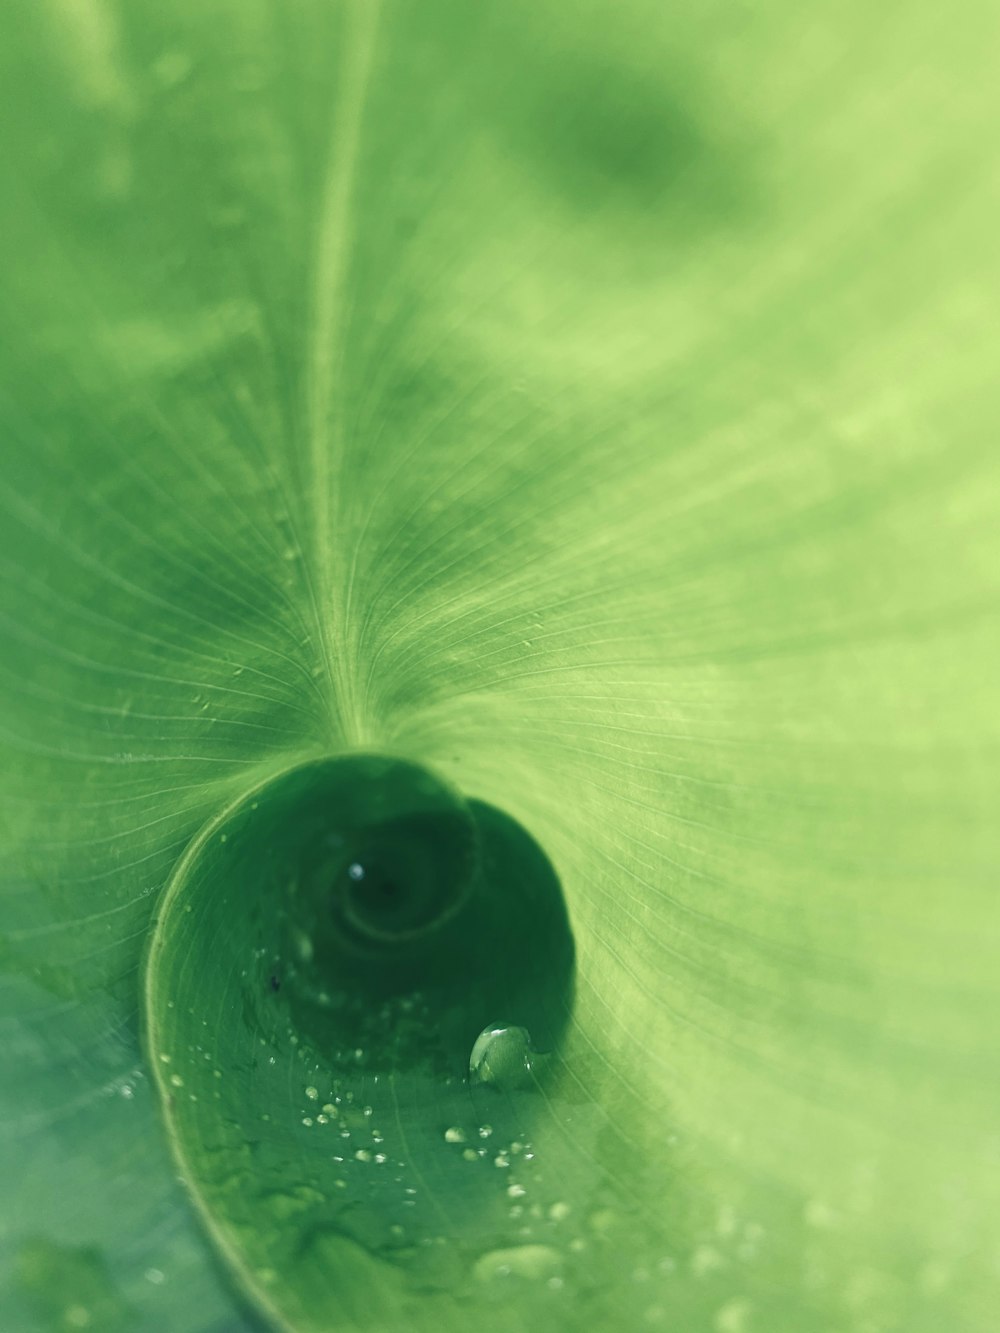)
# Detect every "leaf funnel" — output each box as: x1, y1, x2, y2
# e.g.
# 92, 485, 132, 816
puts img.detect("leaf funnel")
144, 754, 577, 1331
